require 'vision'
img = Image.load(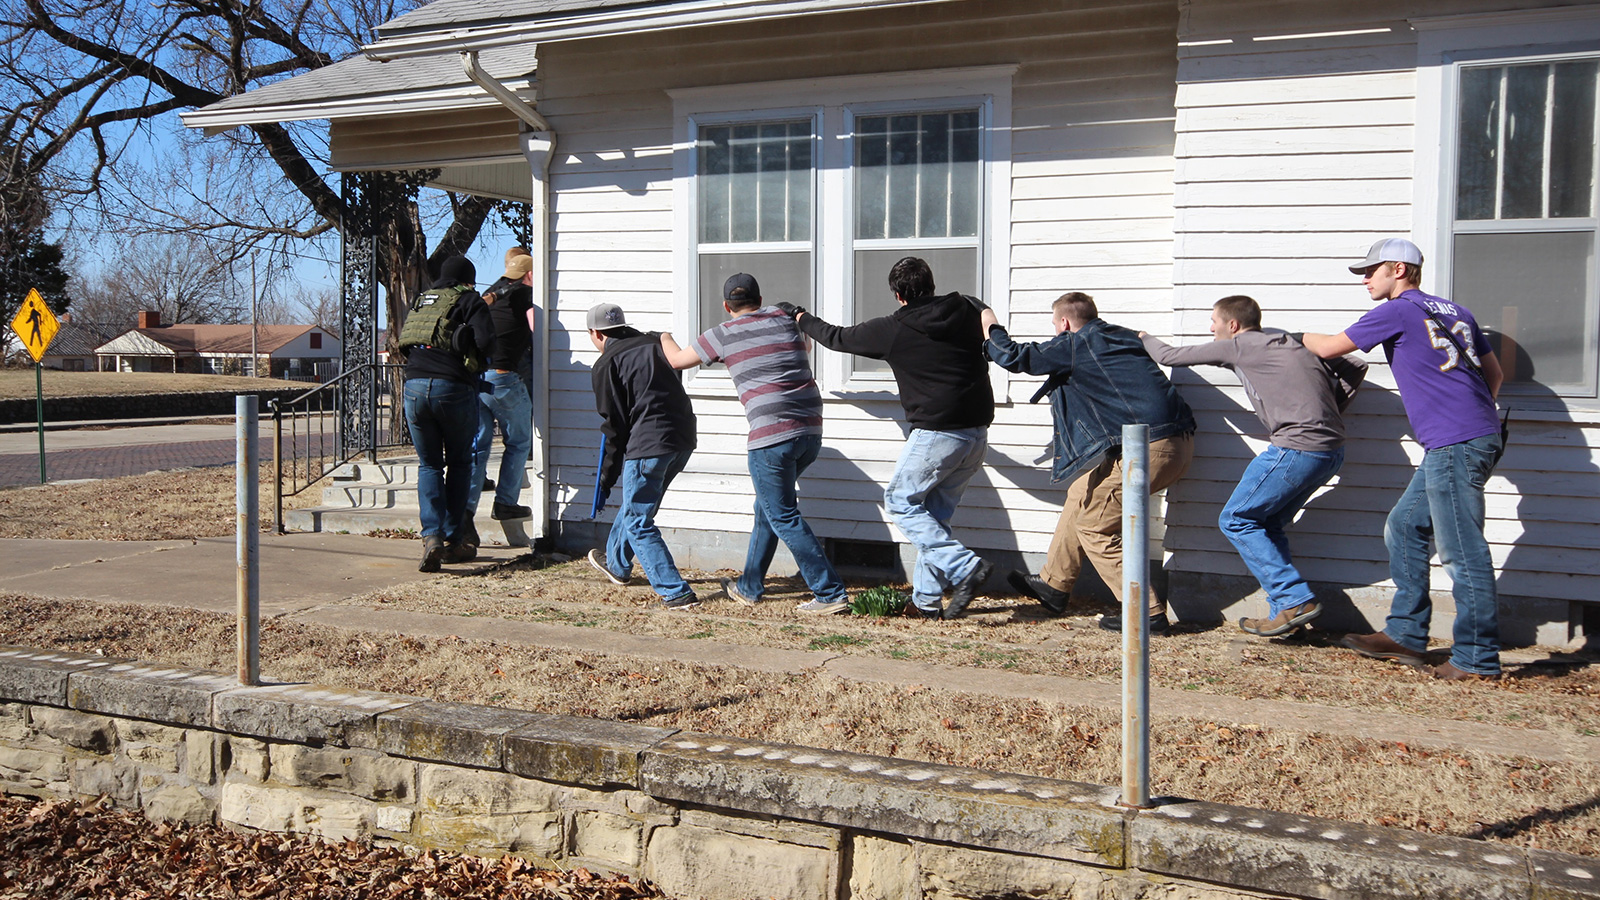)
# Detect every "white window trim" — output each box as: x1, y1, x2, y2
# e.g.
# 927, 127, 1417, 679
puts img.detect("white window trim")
1413, 7, 1600, 406
670, 65, 1014, 397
